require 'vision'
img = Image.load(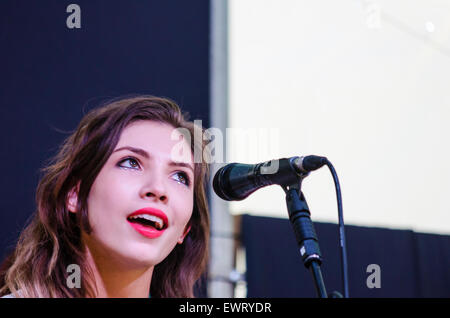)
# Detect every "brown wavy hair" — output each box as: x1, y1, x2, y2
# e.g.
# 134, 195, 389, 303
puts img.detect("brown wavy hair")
0, 96, 210, 297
